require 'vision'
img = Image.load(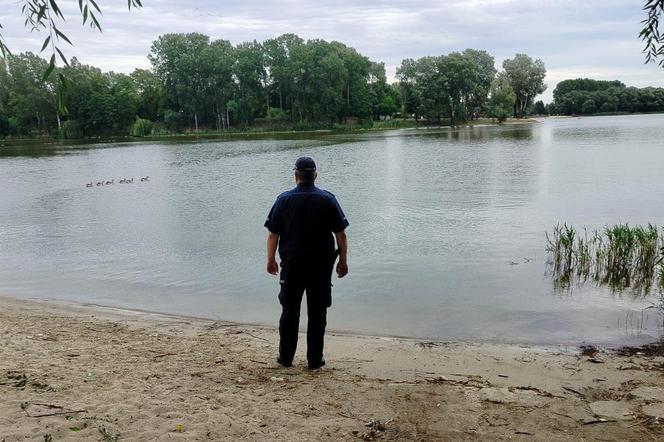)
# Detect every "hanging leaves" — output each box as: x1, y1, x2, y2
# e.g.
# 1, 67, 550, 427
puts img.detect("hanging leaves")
640, 0, 664, 67
0, 0, 143, 112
